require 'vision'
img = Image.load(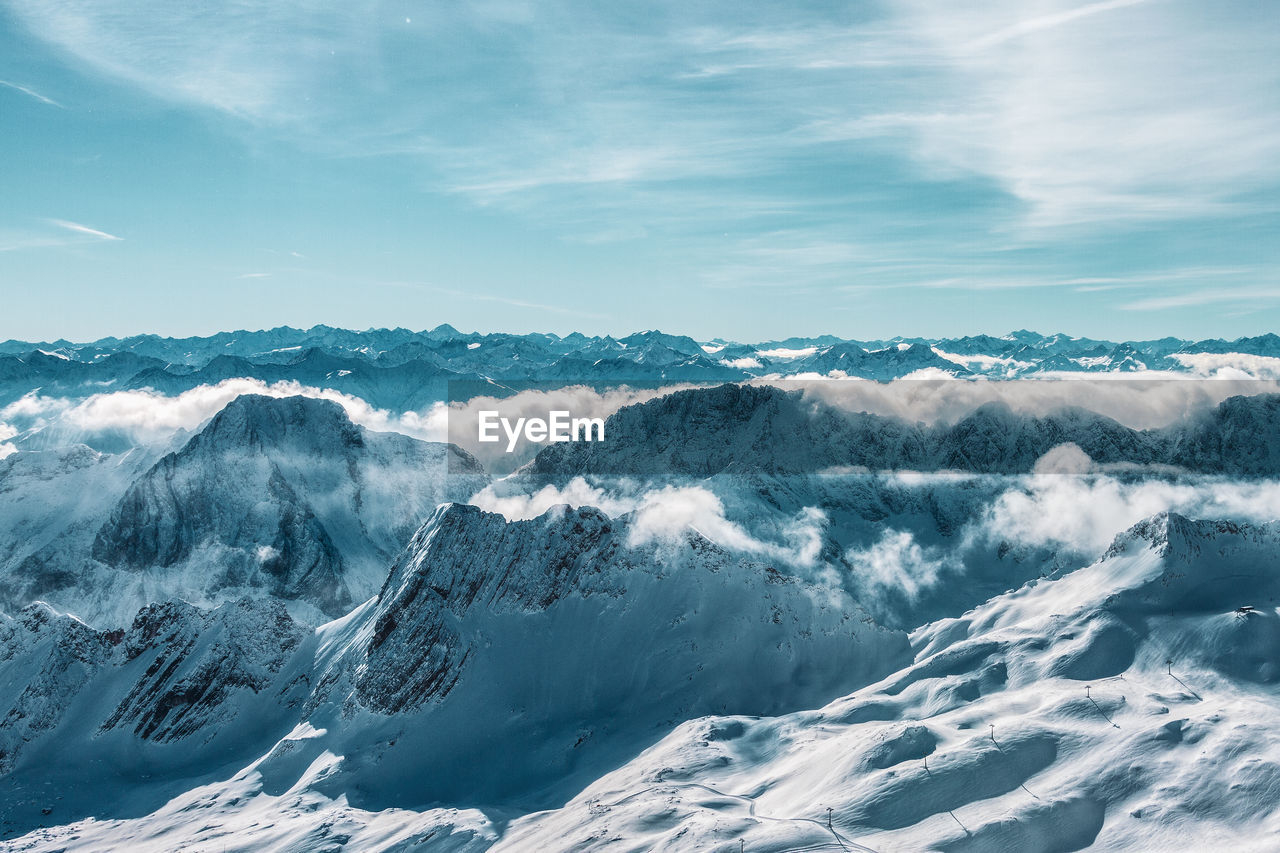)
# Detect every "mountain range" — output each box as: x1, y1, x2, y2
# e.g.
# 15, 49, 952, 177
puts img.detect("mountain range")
1, 328, 1279, 851
4, 326, 1280, 411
